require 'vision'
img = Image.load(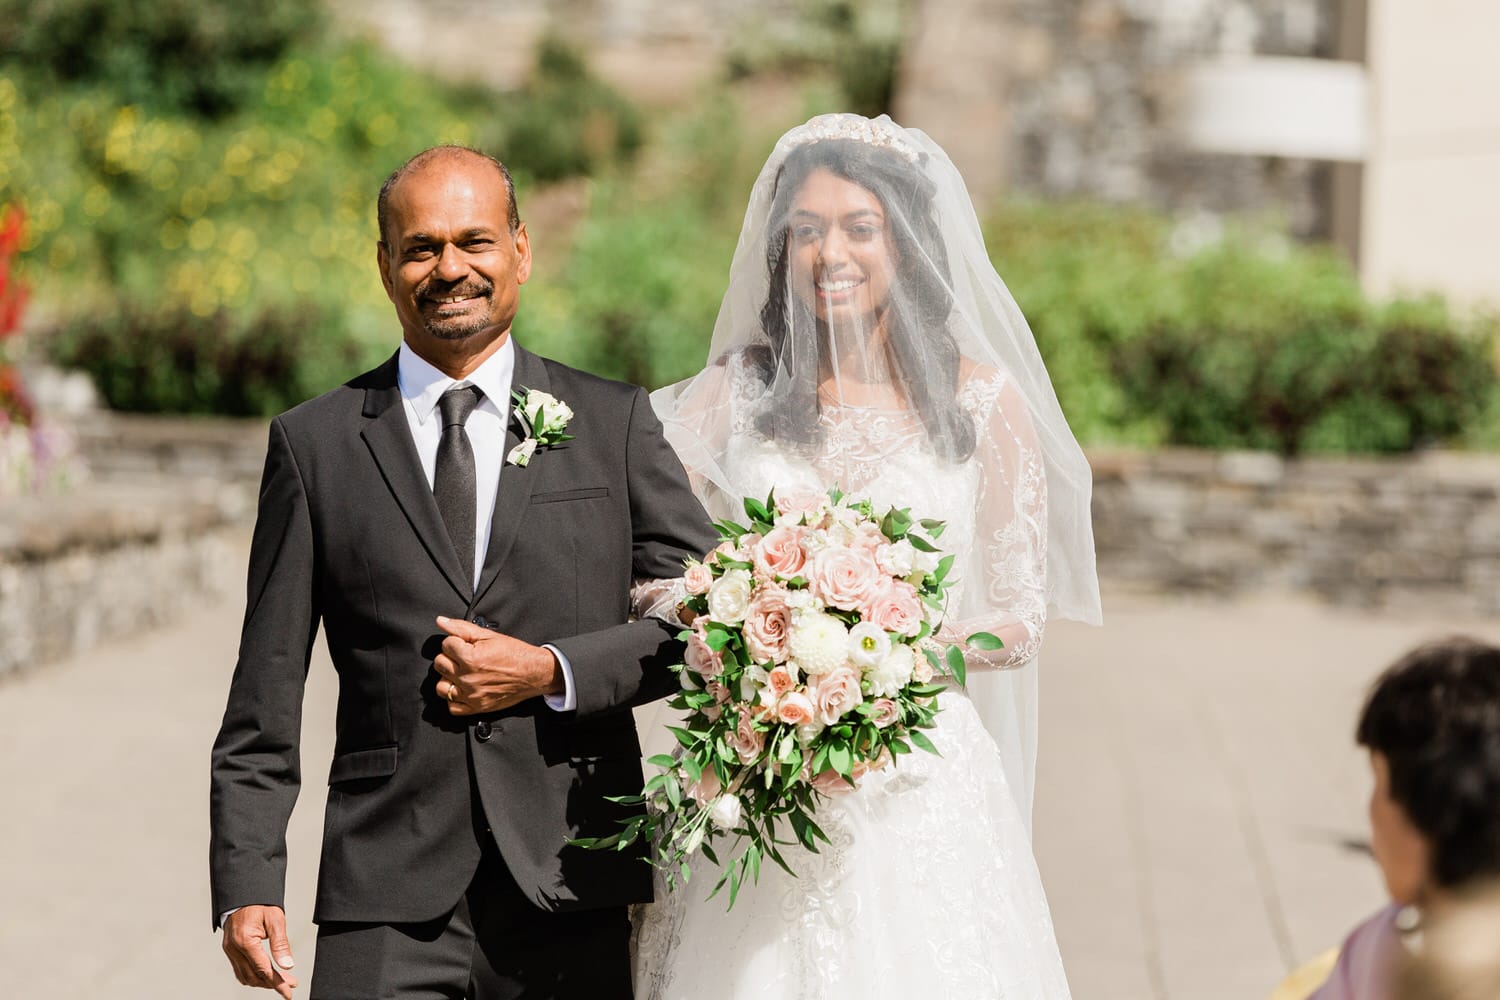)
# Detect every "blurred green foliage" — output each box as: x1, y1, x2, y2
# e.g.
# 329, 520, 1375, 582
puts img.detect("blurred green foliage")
2, 32, 641, 415
0, 0, 323, 119
726, 0, 902, 118
988, 203, 1499, 454
505, 36, 644, 182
